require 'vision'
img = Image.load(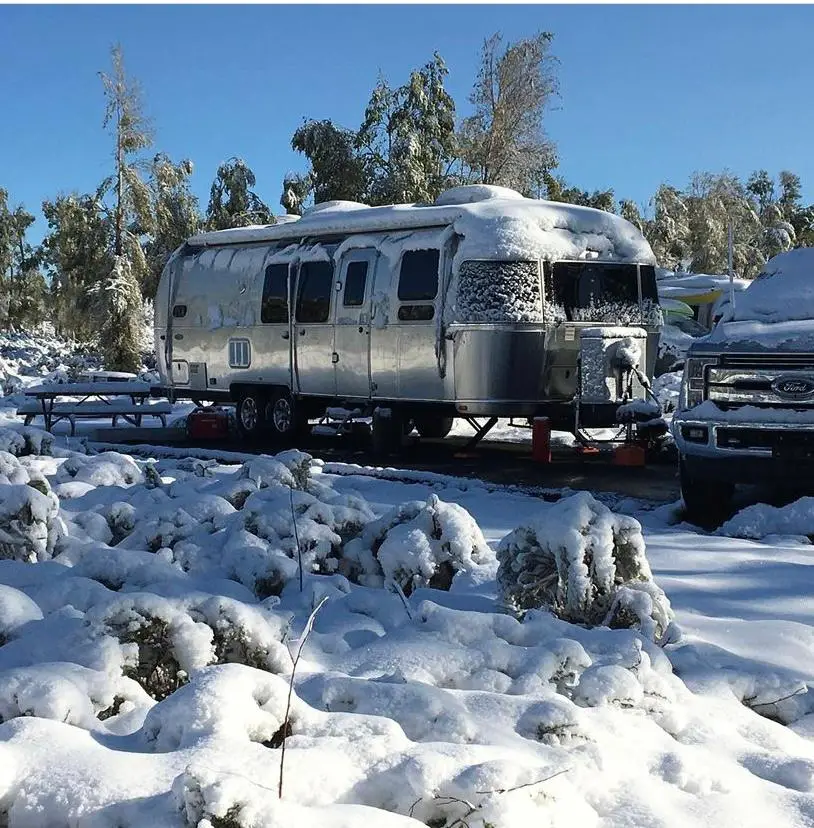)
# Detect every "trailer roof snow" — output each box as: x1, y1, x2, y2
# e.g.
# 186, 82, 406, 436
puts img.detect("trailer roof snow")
187, 186, 655, 265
